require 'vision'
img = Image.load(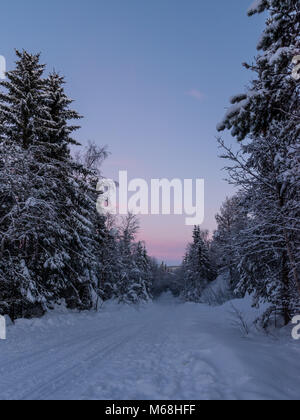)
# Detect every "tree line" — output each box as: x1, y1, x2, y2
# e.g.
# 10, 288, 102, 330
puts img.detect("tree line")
180, 0, 299, 327
0, 50, 154, 320
0, 1, 299, 329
